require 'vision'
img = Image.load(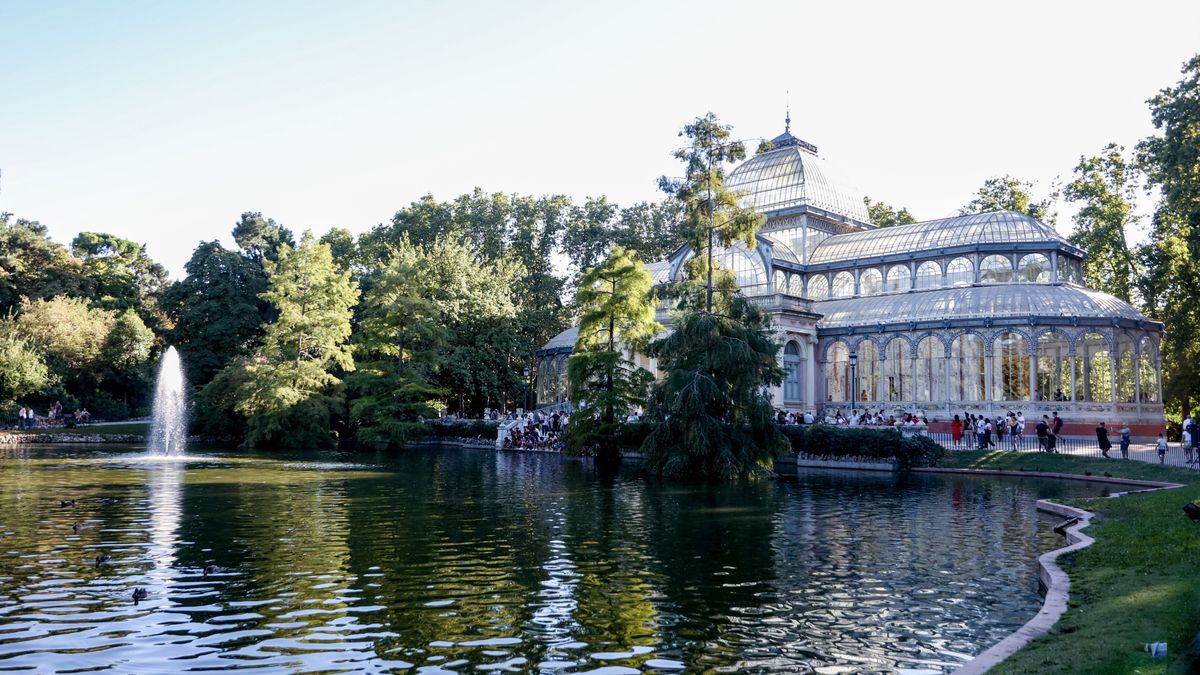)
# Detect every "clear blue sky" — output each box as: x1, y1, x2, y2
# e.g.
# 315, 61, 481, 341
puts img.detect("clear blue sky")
2, 0, 1198, 278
